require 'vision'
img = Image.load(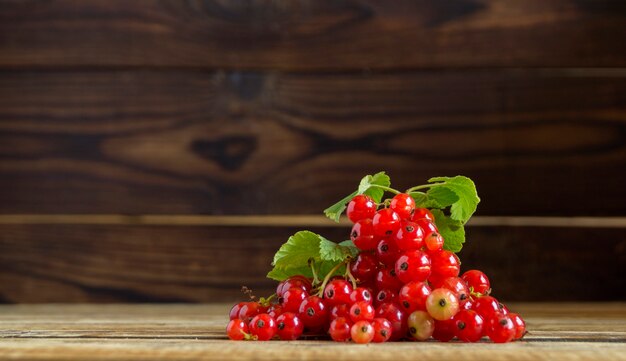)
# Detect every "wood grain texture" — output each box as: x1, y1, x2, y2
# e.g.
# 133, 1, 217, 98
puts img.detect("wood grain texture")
0, 224, 623, 303
0, 304, 625, 360
0, 0, 625, 69
1, 69, 625, 216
